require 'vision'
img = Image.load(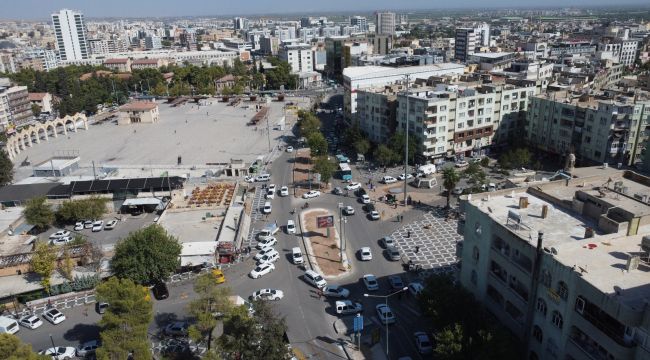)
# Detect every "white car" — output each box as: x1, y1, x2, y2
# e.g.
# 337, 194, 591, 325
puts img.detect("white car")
256, 174, 271, 182
254, 247, 277, 261
455, 160, 469, 168
398, 173, 413, 180
280, 186, 289, 197
250, 262, 276, 279
256, 237, 277, 249
380, 236, 395, 248
268, 184, 276, 192
286, 220, 296, 234
50, 236, 72, 246
382, 176, 398, 184
362, 274, 379, 291
370, 211, 380, 220
19, 315, 43, 329
302, 190, 321, 199
83, 220, 94, 229
414, 331, 433, 354
73, 222, 84, 231
323, 285, 350, 298
286, 146, 294, 153
244, 176, 255, 183
262, 202, 272, 214
346, 182, 361, 191
49, 230, 70, 240
43, 308, 66, 325
251, 288, 284, 301
359, 247, 372, 261
408, 282, 425, 296
342, 206, 355, 215
266, 189, 275, 199
104, 219, 118, 230
256, 251, 280, 265
39, 346, 76, 360
92, 220, 104, 232
76, 340, 101, 357
376, 304, 396, 324
361, 194, 371, 204
164, 321, 189, 336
